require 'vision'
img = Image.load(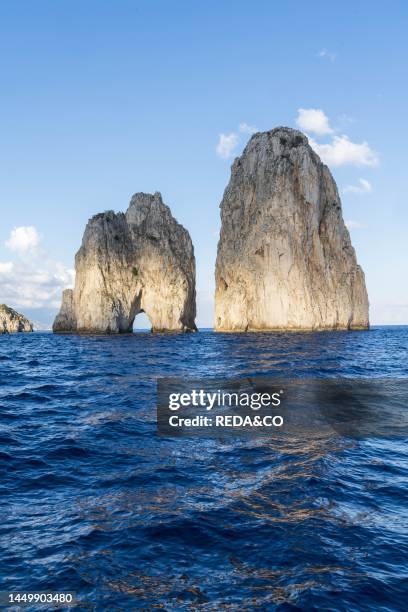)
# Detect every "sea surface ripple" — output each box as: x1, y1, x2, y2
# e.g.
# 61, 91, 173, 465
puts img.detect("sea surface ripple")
0, 327, 407, 610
